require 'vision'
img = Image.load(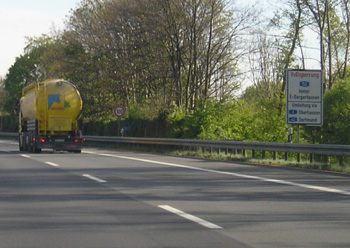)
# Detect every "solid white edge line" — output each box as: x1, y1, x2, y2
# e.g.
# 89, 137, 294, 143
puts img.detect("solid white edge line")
0, 141, 18, 145
82, 174, 107, 183
84, 150, 350, 196
21, 154, 31, 158
159, 205, 222, 229
45, 162, 59, 167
